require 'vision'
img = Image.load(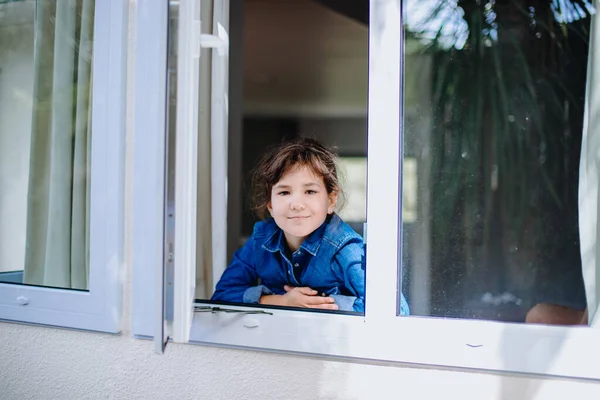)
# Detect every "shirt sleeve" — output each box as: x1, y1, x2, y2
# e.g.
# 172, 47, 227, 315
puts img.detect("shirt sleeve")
242, 284, 273, 304
330, 294, 360, 312
399, 292, 410, 315
211, 237, 266, 304
332, 240, 365, 313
